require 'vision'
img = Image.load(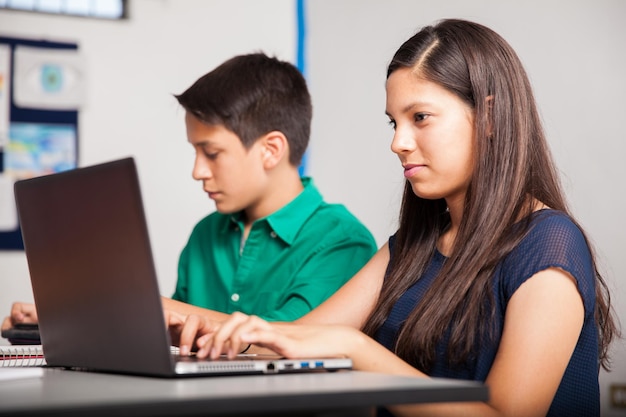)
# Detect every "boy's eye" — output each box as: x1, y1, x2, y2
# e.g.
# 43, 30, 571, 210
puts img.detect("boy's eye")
202, 149, 218, 160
